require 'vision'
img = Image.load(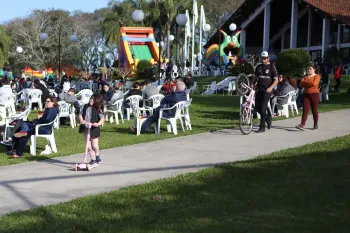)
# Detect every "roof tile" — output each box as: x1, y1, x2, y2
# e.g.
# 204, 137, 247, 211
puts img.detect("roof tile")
304, 0, 350, 24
